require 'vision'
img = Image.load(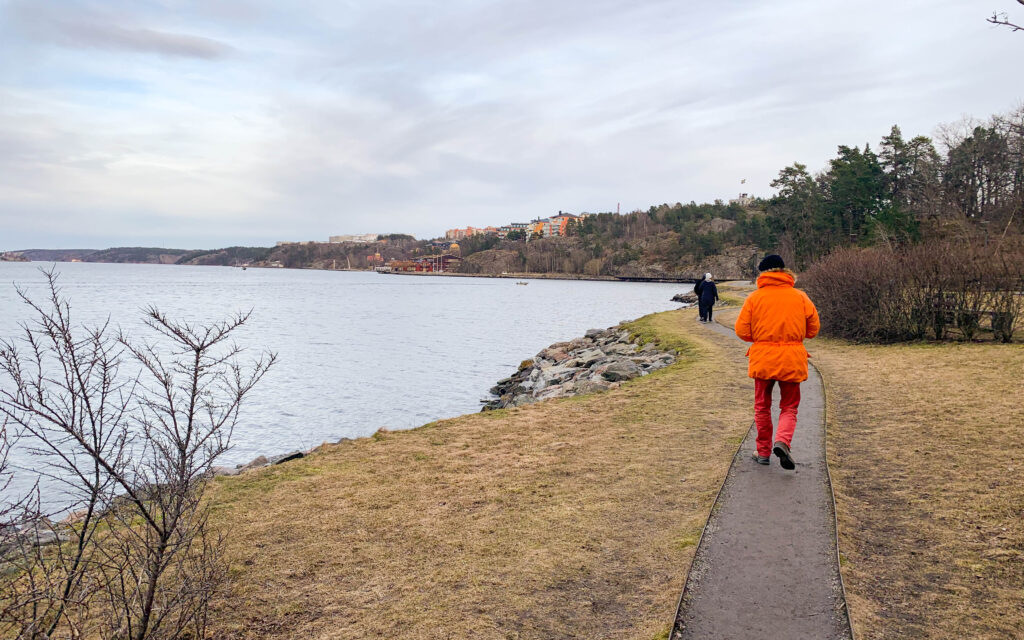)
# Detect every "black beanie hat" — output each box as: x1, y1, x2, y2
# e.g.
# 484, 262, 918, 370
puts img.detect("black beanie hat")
758, 254, 785, 271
